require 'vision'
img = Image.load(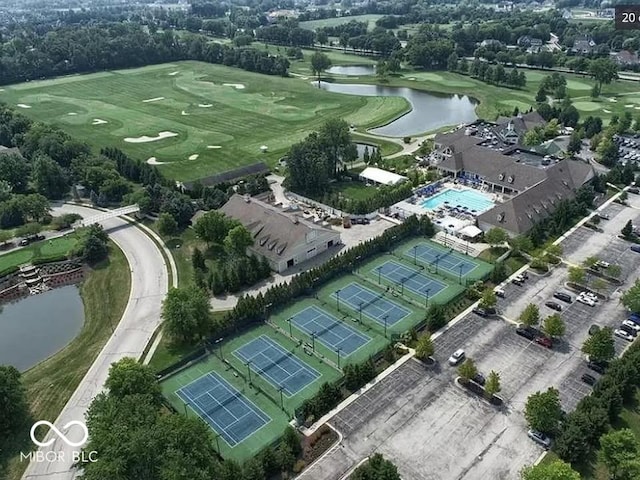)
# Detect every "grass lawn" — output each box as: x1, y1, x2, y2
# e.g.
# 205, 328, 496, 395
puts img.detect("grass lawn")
299, 14, 384, 31
5, 242, 130, 480
0, 60, 406, 182
0, 234, 79, 276
331, 181, 381, 202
